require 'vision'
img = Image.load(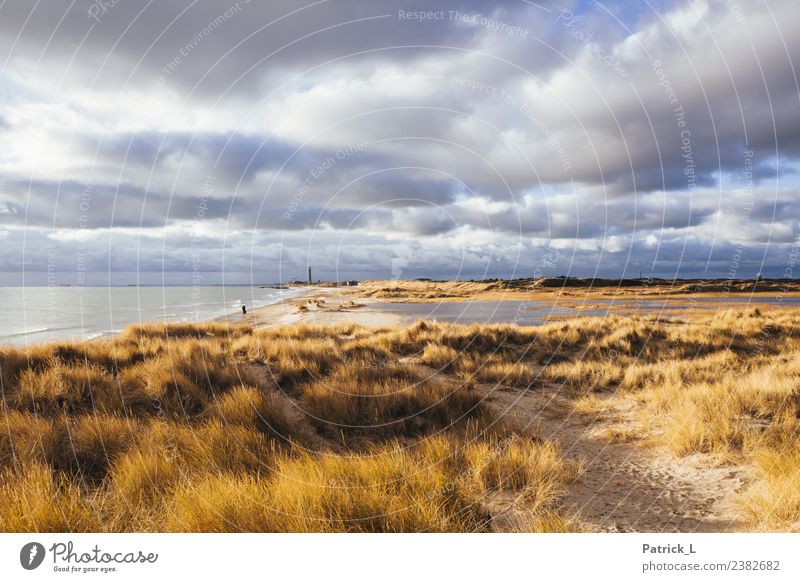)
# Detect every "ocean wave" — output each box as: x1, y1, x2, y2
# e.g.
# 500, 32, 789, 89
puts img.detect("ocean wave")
3, 326, 50, 337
